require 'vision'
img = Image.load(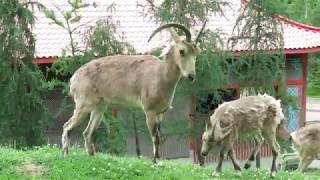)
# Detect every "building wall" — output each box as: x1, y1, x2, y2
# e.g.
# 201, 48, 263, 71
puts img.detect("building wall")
285, 54, 308, 132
